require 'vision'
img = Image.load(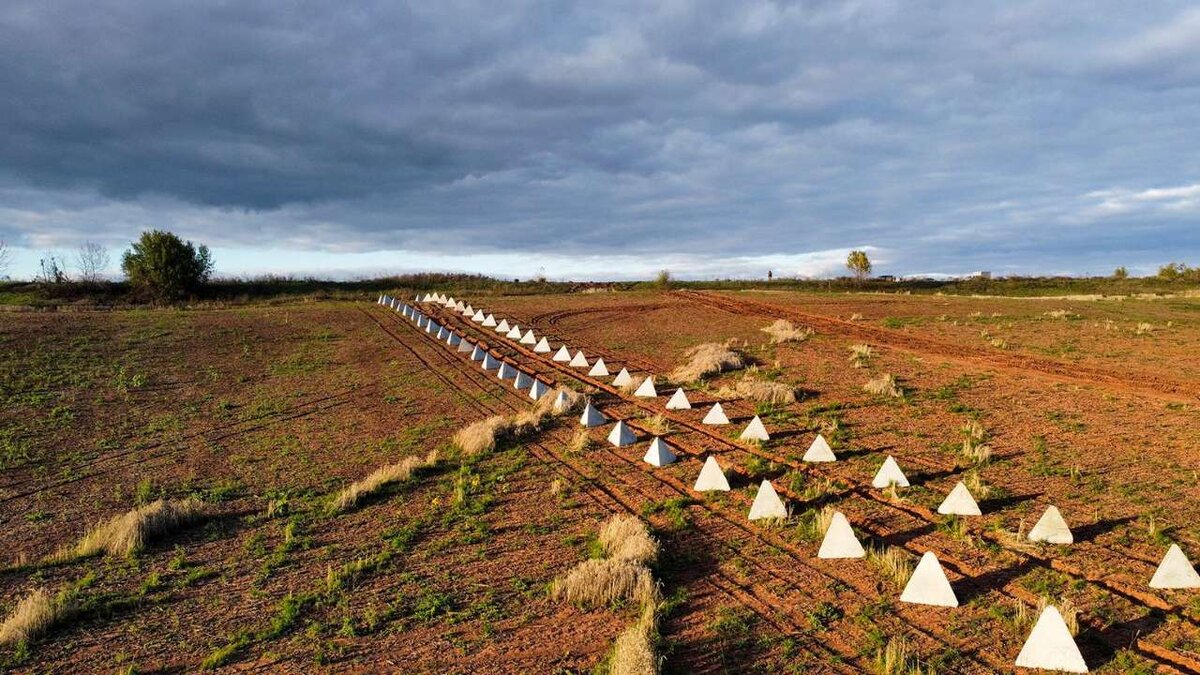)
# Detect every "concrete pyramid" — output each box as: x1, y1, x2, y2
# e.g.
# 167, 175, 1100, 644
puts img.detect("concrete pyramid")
513, 371, 534, 390
552, 346, 572, 362
448, 333, 462, 347
444, 297, 456, 308
693, 456, 731, 491
534, 337, 552, 353
458, 338, 474, 354
937, 482, 982, 516
634, 377, 657, 398
608, 420, 637, 447
497, 362, 517, 379
529, 379, 550, 401
495, 319, 510, 333
402, 305, 411, 317
377, 294, 385, 304
520, 329, 537, 345
425, 321, 438, 334
506, 325, 523, 339
482, 353, 500, 370
462, 304, 474, 316
665, 388, 692, 410
748, 480, 788, 520
553, 390, 573, 412
580, 401, 607, 427
416, 316, 427, 329
612, 368, 633, 386
702, 402, 730, 425
740, 416, 770, 442
470, 345, 485, 361
1014, 605, 1089, 673
422, 293, 433, 302
872, 456, 910, 489
472, 310, 486, 322
482, 314, 497, 327
818, 512, 866, 559
643, 437, 677, 467
1150, 544, 1200, 589
900, 552, 958, 607
569, 350, 589, 368
436, 326, 448, 340
455, 301, 465, 312
588, 358, 610, 376
1028, 505, 1073, 544
802, 435, 837, 462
